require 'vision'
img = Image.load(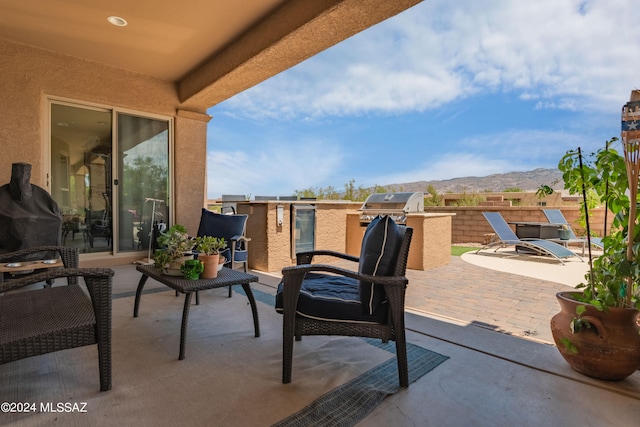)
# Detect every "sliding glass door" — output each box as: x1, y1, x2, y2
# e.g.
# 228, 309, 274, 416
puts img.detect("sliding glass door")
50, 101, 170, 255
116, 112, 169, 253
